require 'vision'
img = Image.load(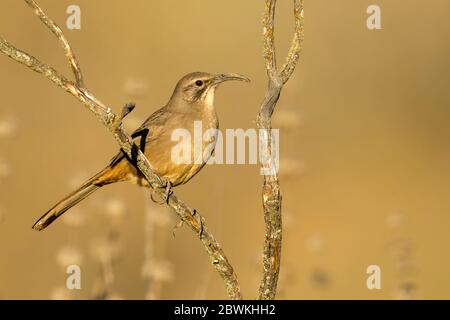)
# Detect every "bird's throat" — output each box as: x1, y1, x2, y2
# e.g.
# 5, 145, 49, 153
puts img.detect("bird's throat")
203, 87, 216, 108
